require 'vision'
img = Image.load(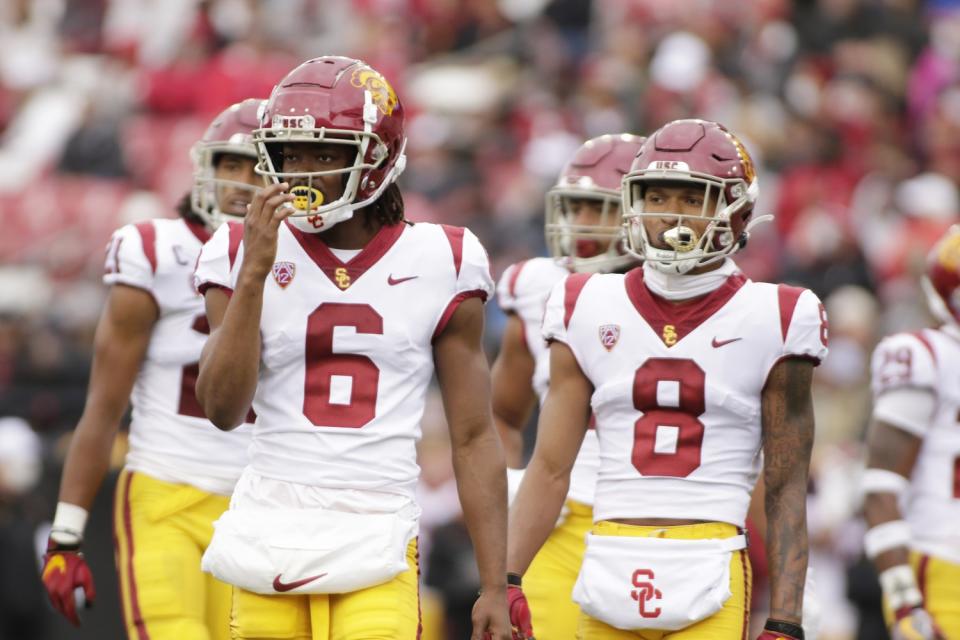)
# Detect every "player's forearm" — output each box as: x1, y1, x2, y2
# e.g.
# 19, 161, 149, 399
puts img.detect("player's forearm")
493, 415, 524, 468
764, 473, 808, 622
863, 493, 911, 572
452, 422, 508, 592
58, 412, 123, 512
197, 270, 264, 428
506, 457, 569, 575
